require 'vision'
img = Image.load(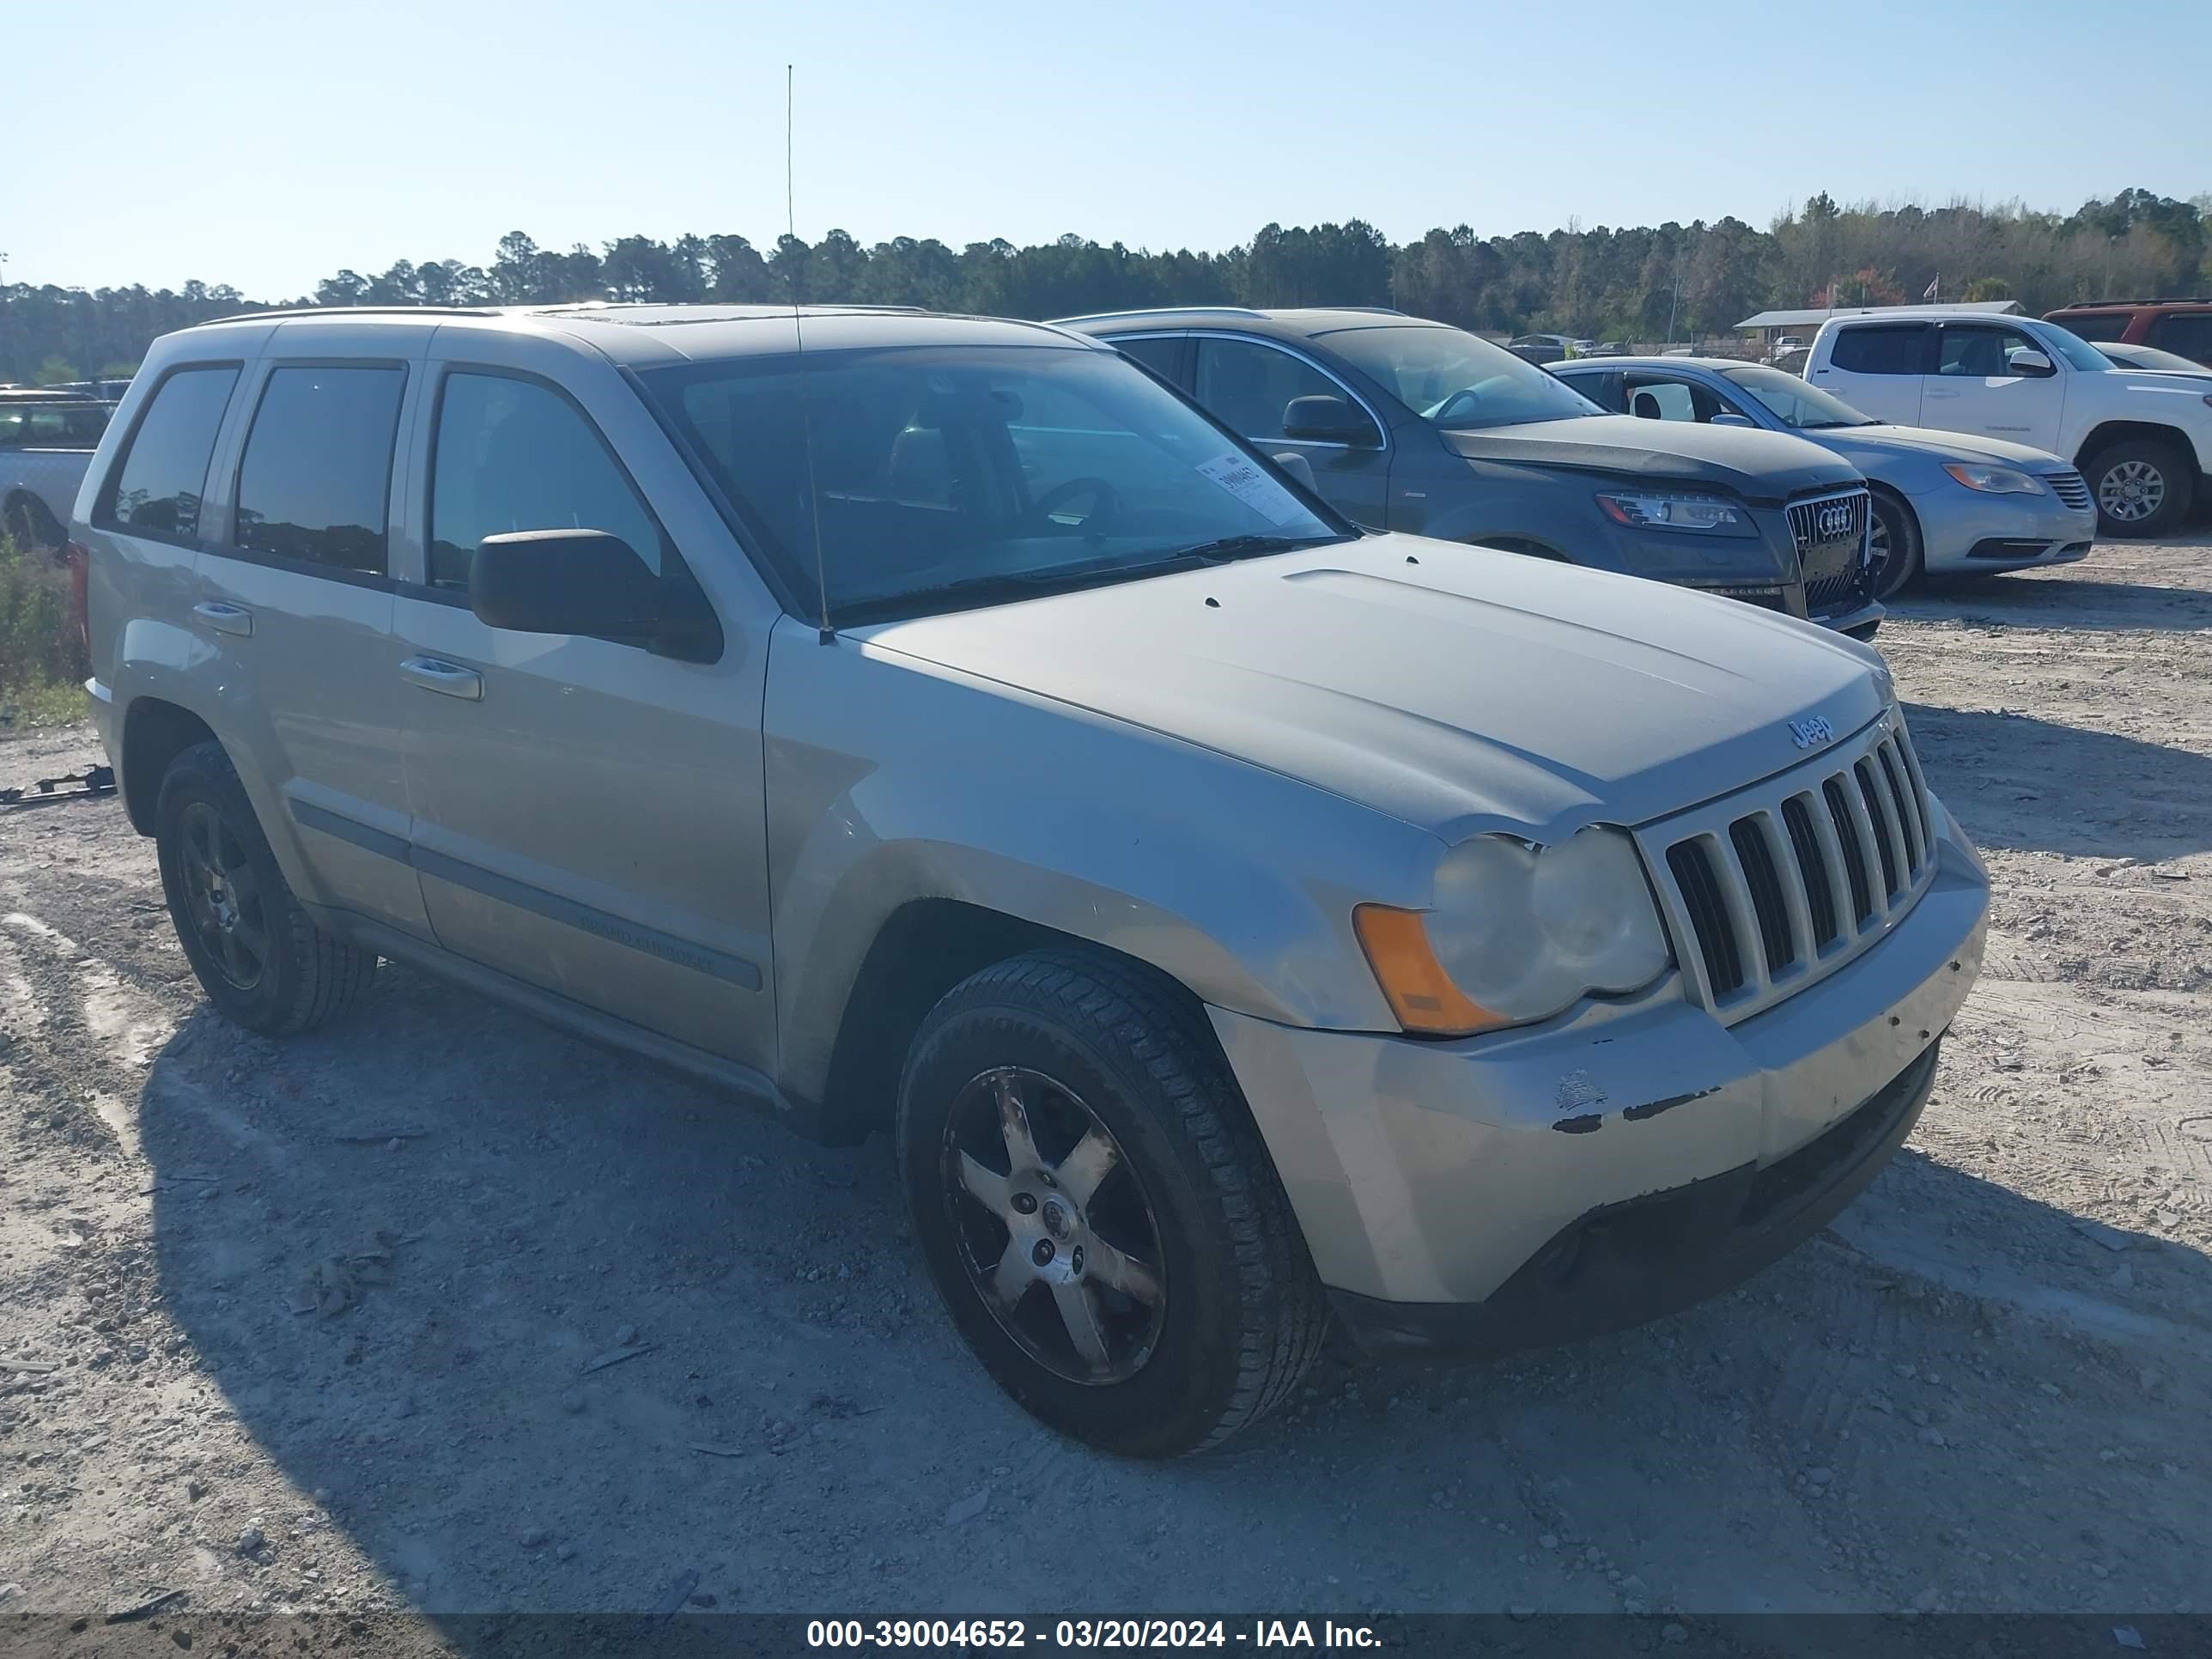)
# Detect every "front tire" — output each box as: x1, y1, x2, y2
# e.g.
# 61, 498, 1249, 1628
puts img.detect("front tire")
155, 740, 377, 1036
2086, 440, 2195, 538
897, 950, 1328, 1457
1865, 489, 1923, 601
